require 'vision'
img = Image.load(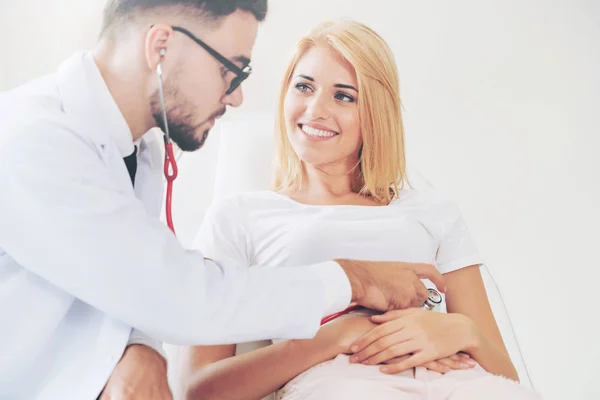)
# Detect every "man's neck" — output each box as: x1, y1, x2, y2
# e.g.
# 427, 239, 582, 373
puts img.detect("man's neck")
92, 44, 153, 142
